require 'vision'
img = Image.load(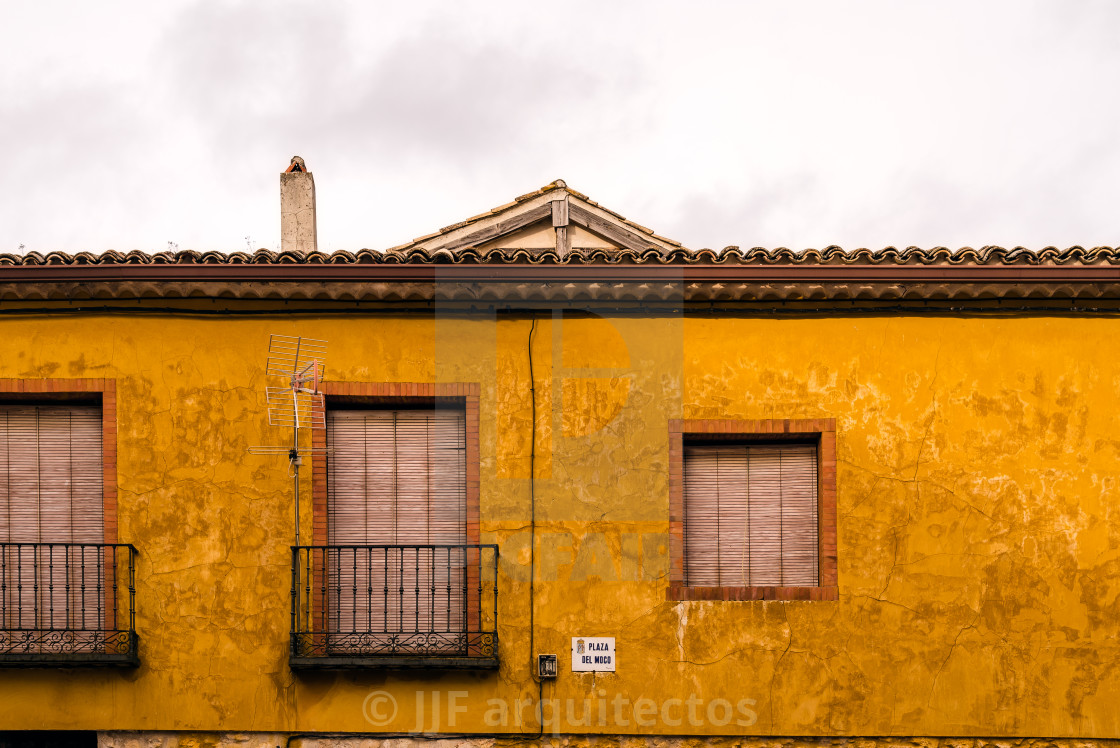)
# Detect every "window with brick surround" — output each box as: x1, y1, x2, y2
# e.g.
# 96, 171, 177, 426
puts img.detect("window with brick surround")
668, 419, 838, 602
0, 379, 136, 667
292, 382, 496, 668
